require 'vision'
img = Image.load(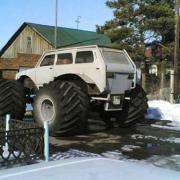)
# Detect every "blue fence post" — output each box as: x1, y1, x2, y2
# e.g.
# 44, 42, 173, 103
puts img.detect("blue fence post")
6, 114, 10, 131
5, 114, 10, 149
44, 121, 49, 162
